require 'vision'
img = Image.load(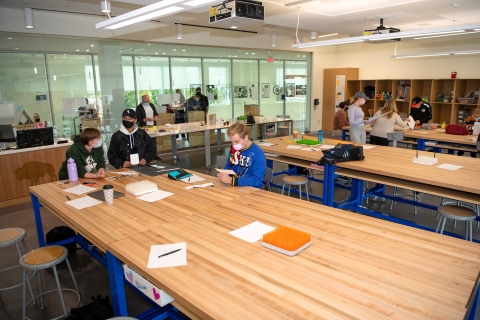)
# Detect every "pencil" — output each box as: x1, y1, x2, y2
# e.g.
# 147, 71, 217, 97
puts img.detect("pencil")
66, 195, 71, 201
158, 248, 181, 258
